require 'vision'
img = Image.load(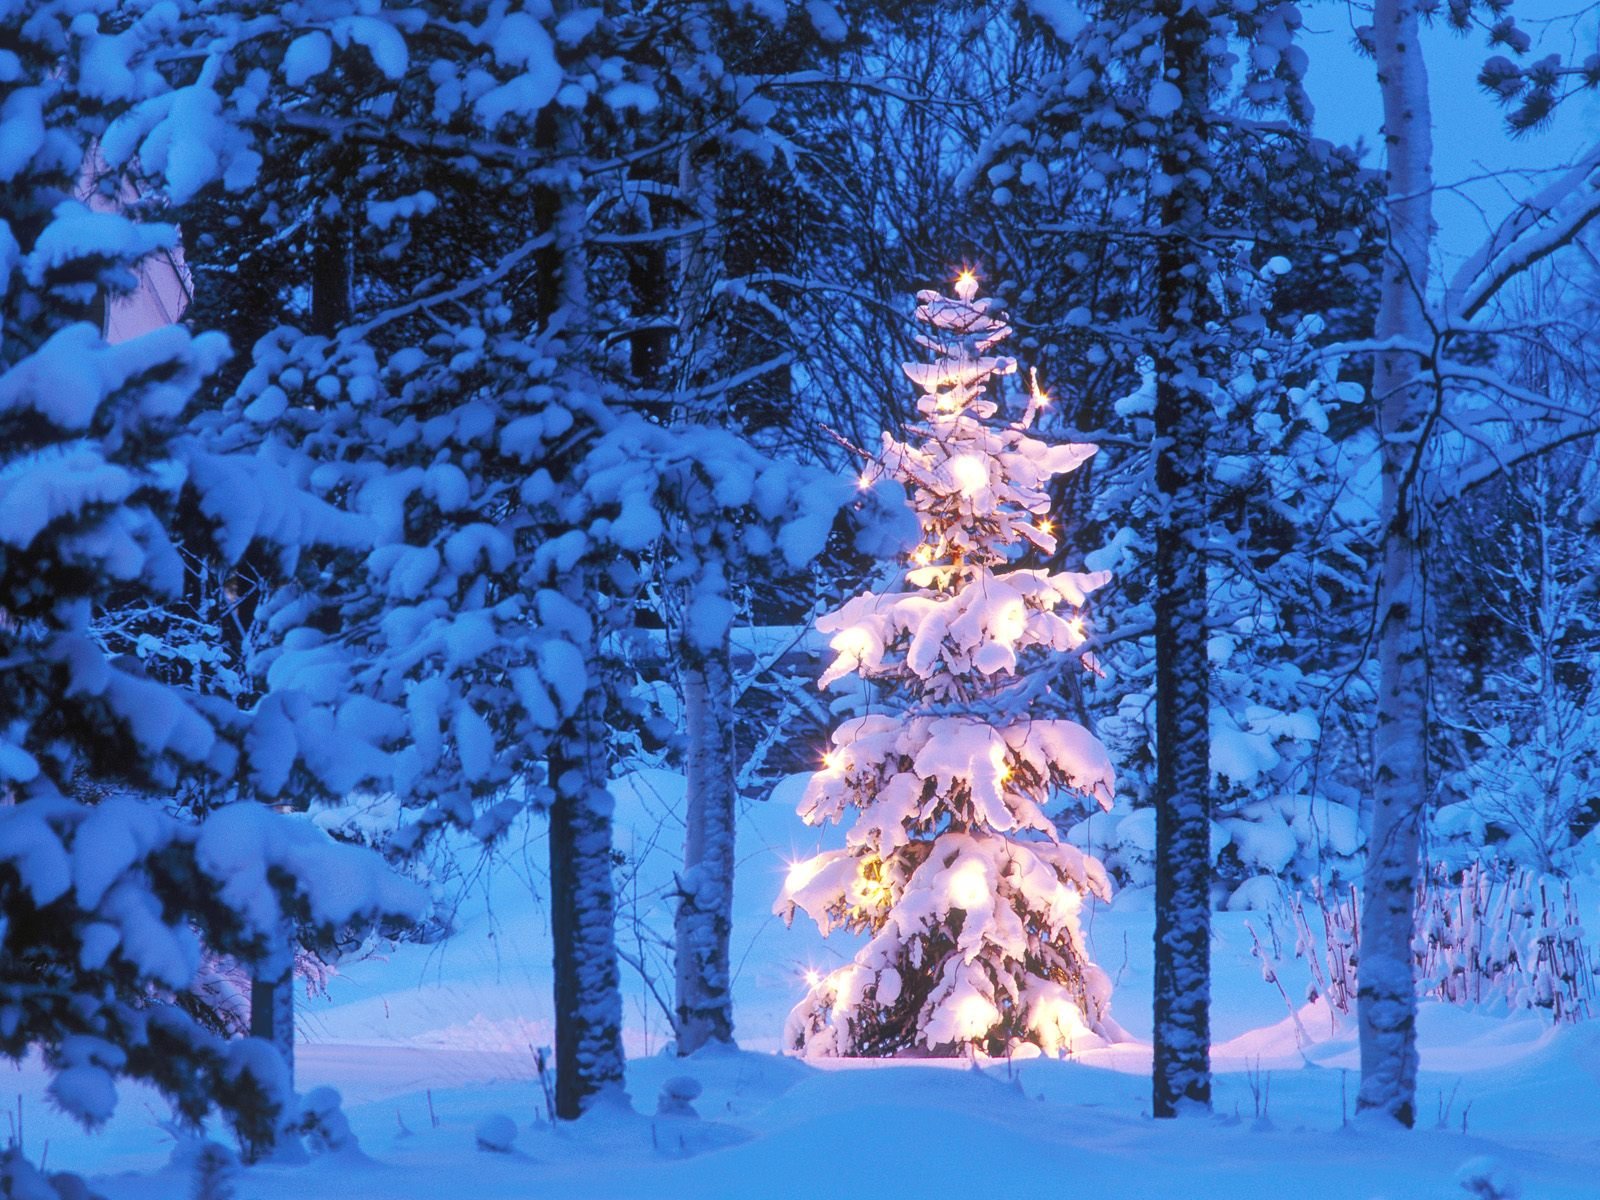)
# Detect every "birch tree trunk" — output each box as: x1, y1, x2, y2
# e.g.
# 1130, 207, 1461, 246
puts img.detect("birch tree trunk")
1357, 0, 1435, 1129
673, 630, 738, 1051
1150, 0, 1214, 1119
670, 131, 740, 1055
